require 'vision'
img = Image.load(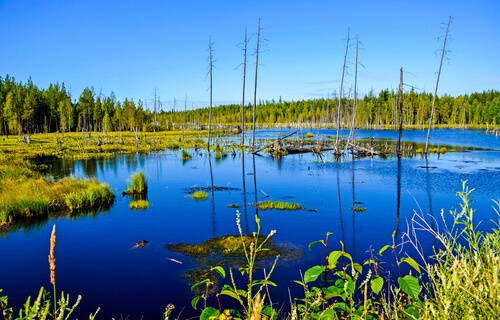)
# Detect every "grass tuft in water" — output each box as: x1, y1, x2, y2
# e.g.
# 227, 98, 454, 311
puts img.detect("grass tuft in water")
227, 204, 241, 208
181, 150, 192, 160
130, 200, 150, 210
351, 206, 366, 212
124, 171, 148, 195
255, 200, 303, 211
304, 132, 314, 138
190, 191, 208, 200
